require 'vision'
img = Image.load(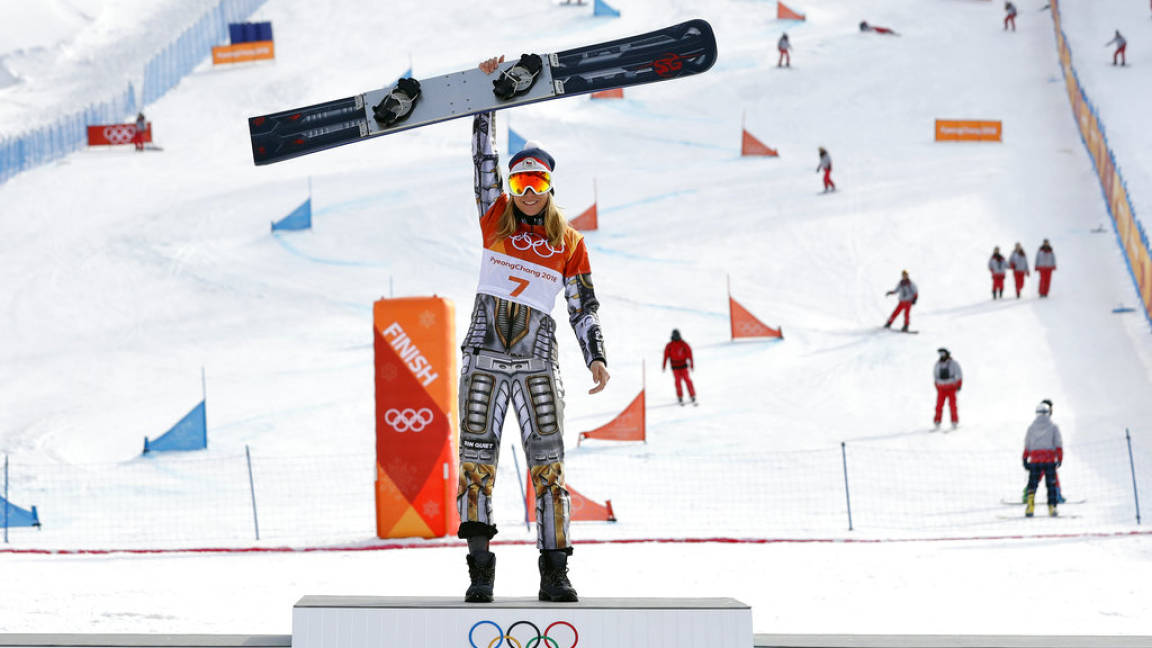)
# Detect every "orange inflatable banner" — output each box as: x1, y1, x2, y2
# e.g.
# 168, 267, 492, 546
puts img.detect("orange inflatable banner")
527, 476, 616, 523
590, 88, 624, 99
212, 40, 275, 65
569, 202, 598, 231
741, 129, 779, 157
777, 1, 806, 20
935, 119, 1002, 142
373, 297, 459, 539
730, 296, 783, 339
578, 388, 645, 445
